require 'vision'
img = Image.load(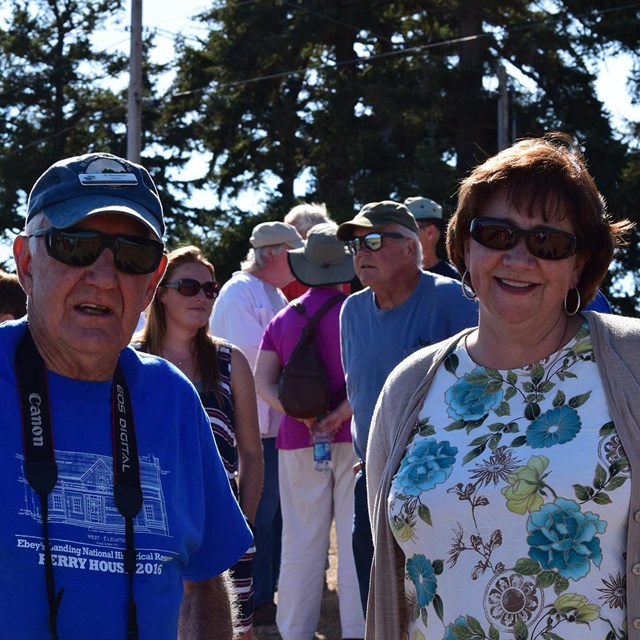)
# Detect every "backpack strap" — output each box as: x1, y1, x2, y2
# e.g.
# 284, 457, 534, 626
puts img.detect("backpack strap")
291, 300, 307, 316
296, 293, 346, 339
